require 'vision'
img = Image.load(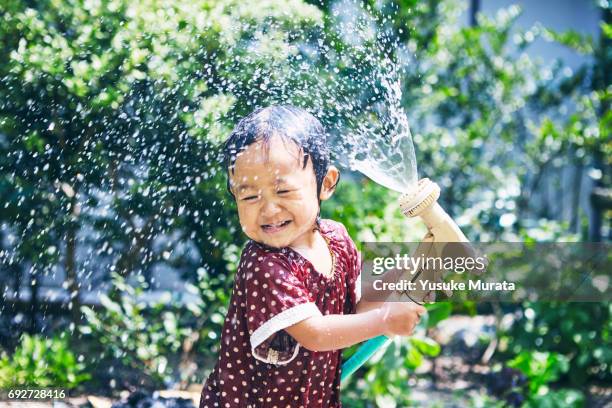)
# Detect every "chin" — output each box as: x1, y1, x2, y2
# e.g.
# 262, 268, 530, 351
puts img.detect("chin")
258, 237, 292, 249
244, 231, 288, 248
